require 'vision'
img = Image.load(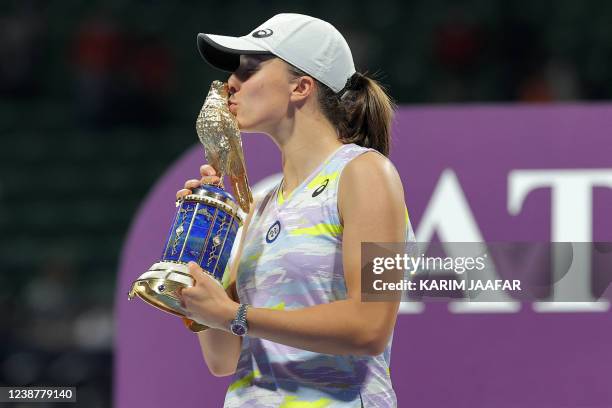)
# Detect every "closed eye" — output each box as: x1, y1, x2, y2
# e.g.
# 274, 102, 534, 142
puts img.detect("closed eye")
233, 55, 274, 80
234, 65, 259, 81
